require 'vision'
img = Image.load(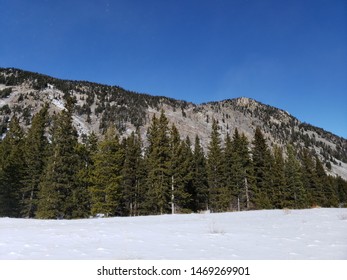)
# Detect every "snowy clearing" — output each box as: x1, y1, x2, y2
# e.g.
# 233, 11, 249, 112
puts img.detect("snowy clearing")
0, 208, 346, 260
